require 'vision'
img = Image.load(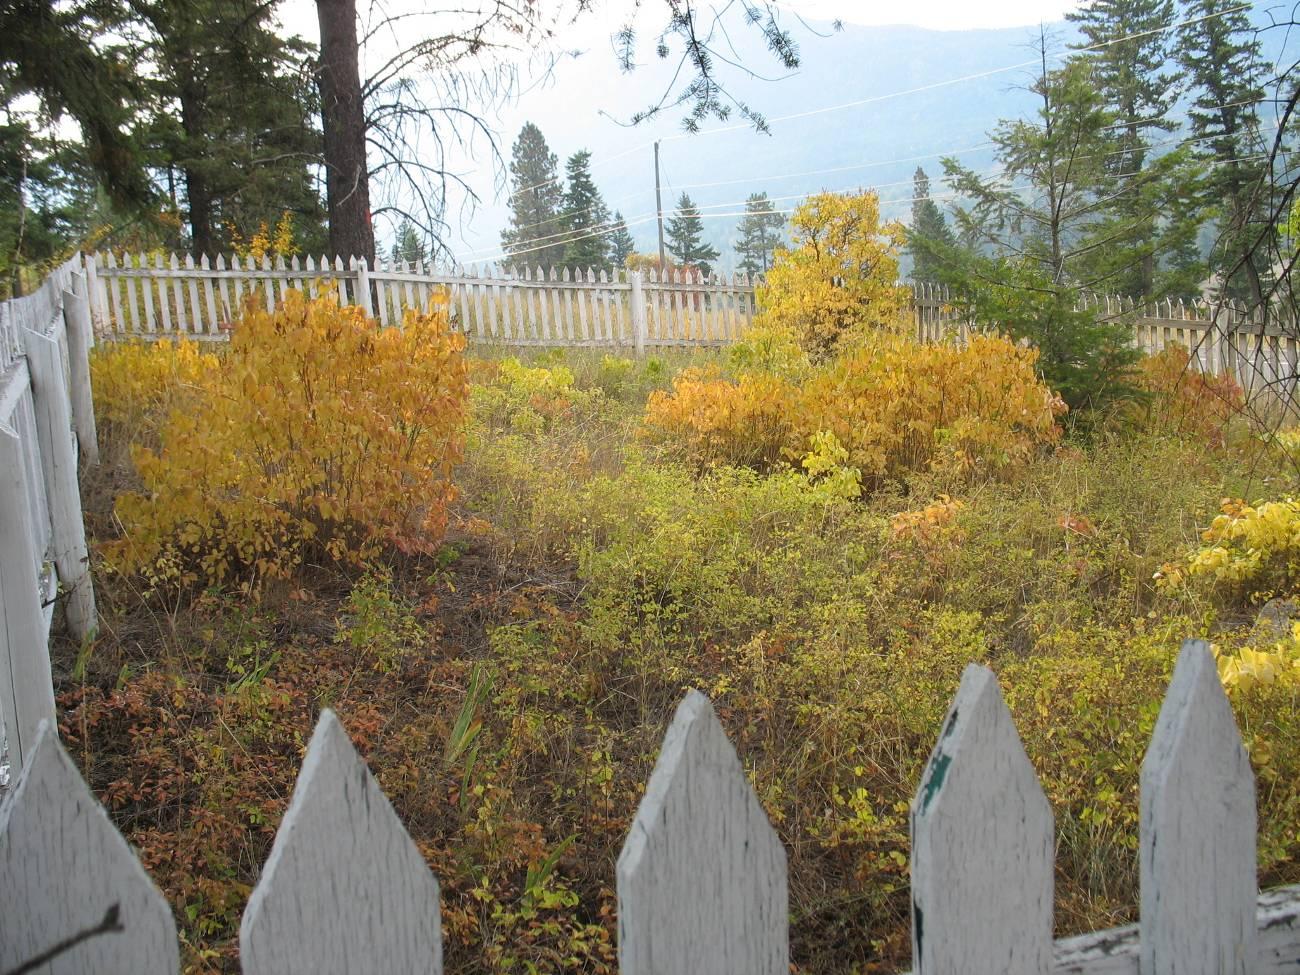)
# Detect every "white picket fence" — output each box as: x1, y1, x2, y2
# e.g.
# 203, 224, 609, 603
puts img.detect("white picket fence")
1, 639, 1298, 973
0, 254, 98, 794
87, 252, 759, 352
915, 282, 1300, 403
87, 253, 1300, 403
